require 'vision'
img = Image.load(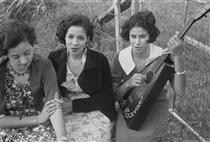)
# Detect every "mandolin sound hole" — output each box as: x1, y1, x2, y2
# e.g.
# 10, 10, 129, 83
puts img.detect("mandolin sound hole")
145, 71, 154, 84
